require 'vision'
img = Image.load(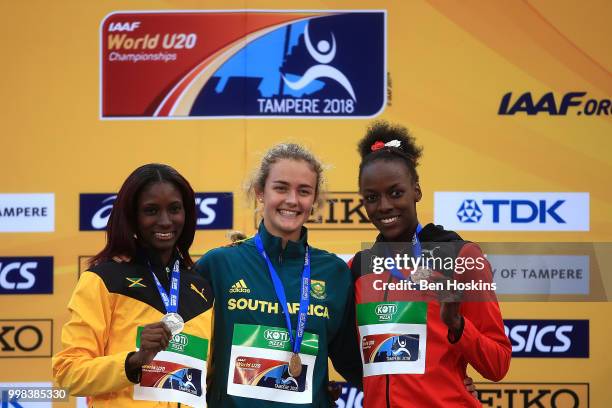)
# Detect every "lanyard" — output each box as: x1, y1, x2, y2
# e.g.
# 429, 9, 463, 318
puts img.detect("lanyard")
389, 223, 423, 281
254, 234, 310, 355
149, 259, 181, 314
